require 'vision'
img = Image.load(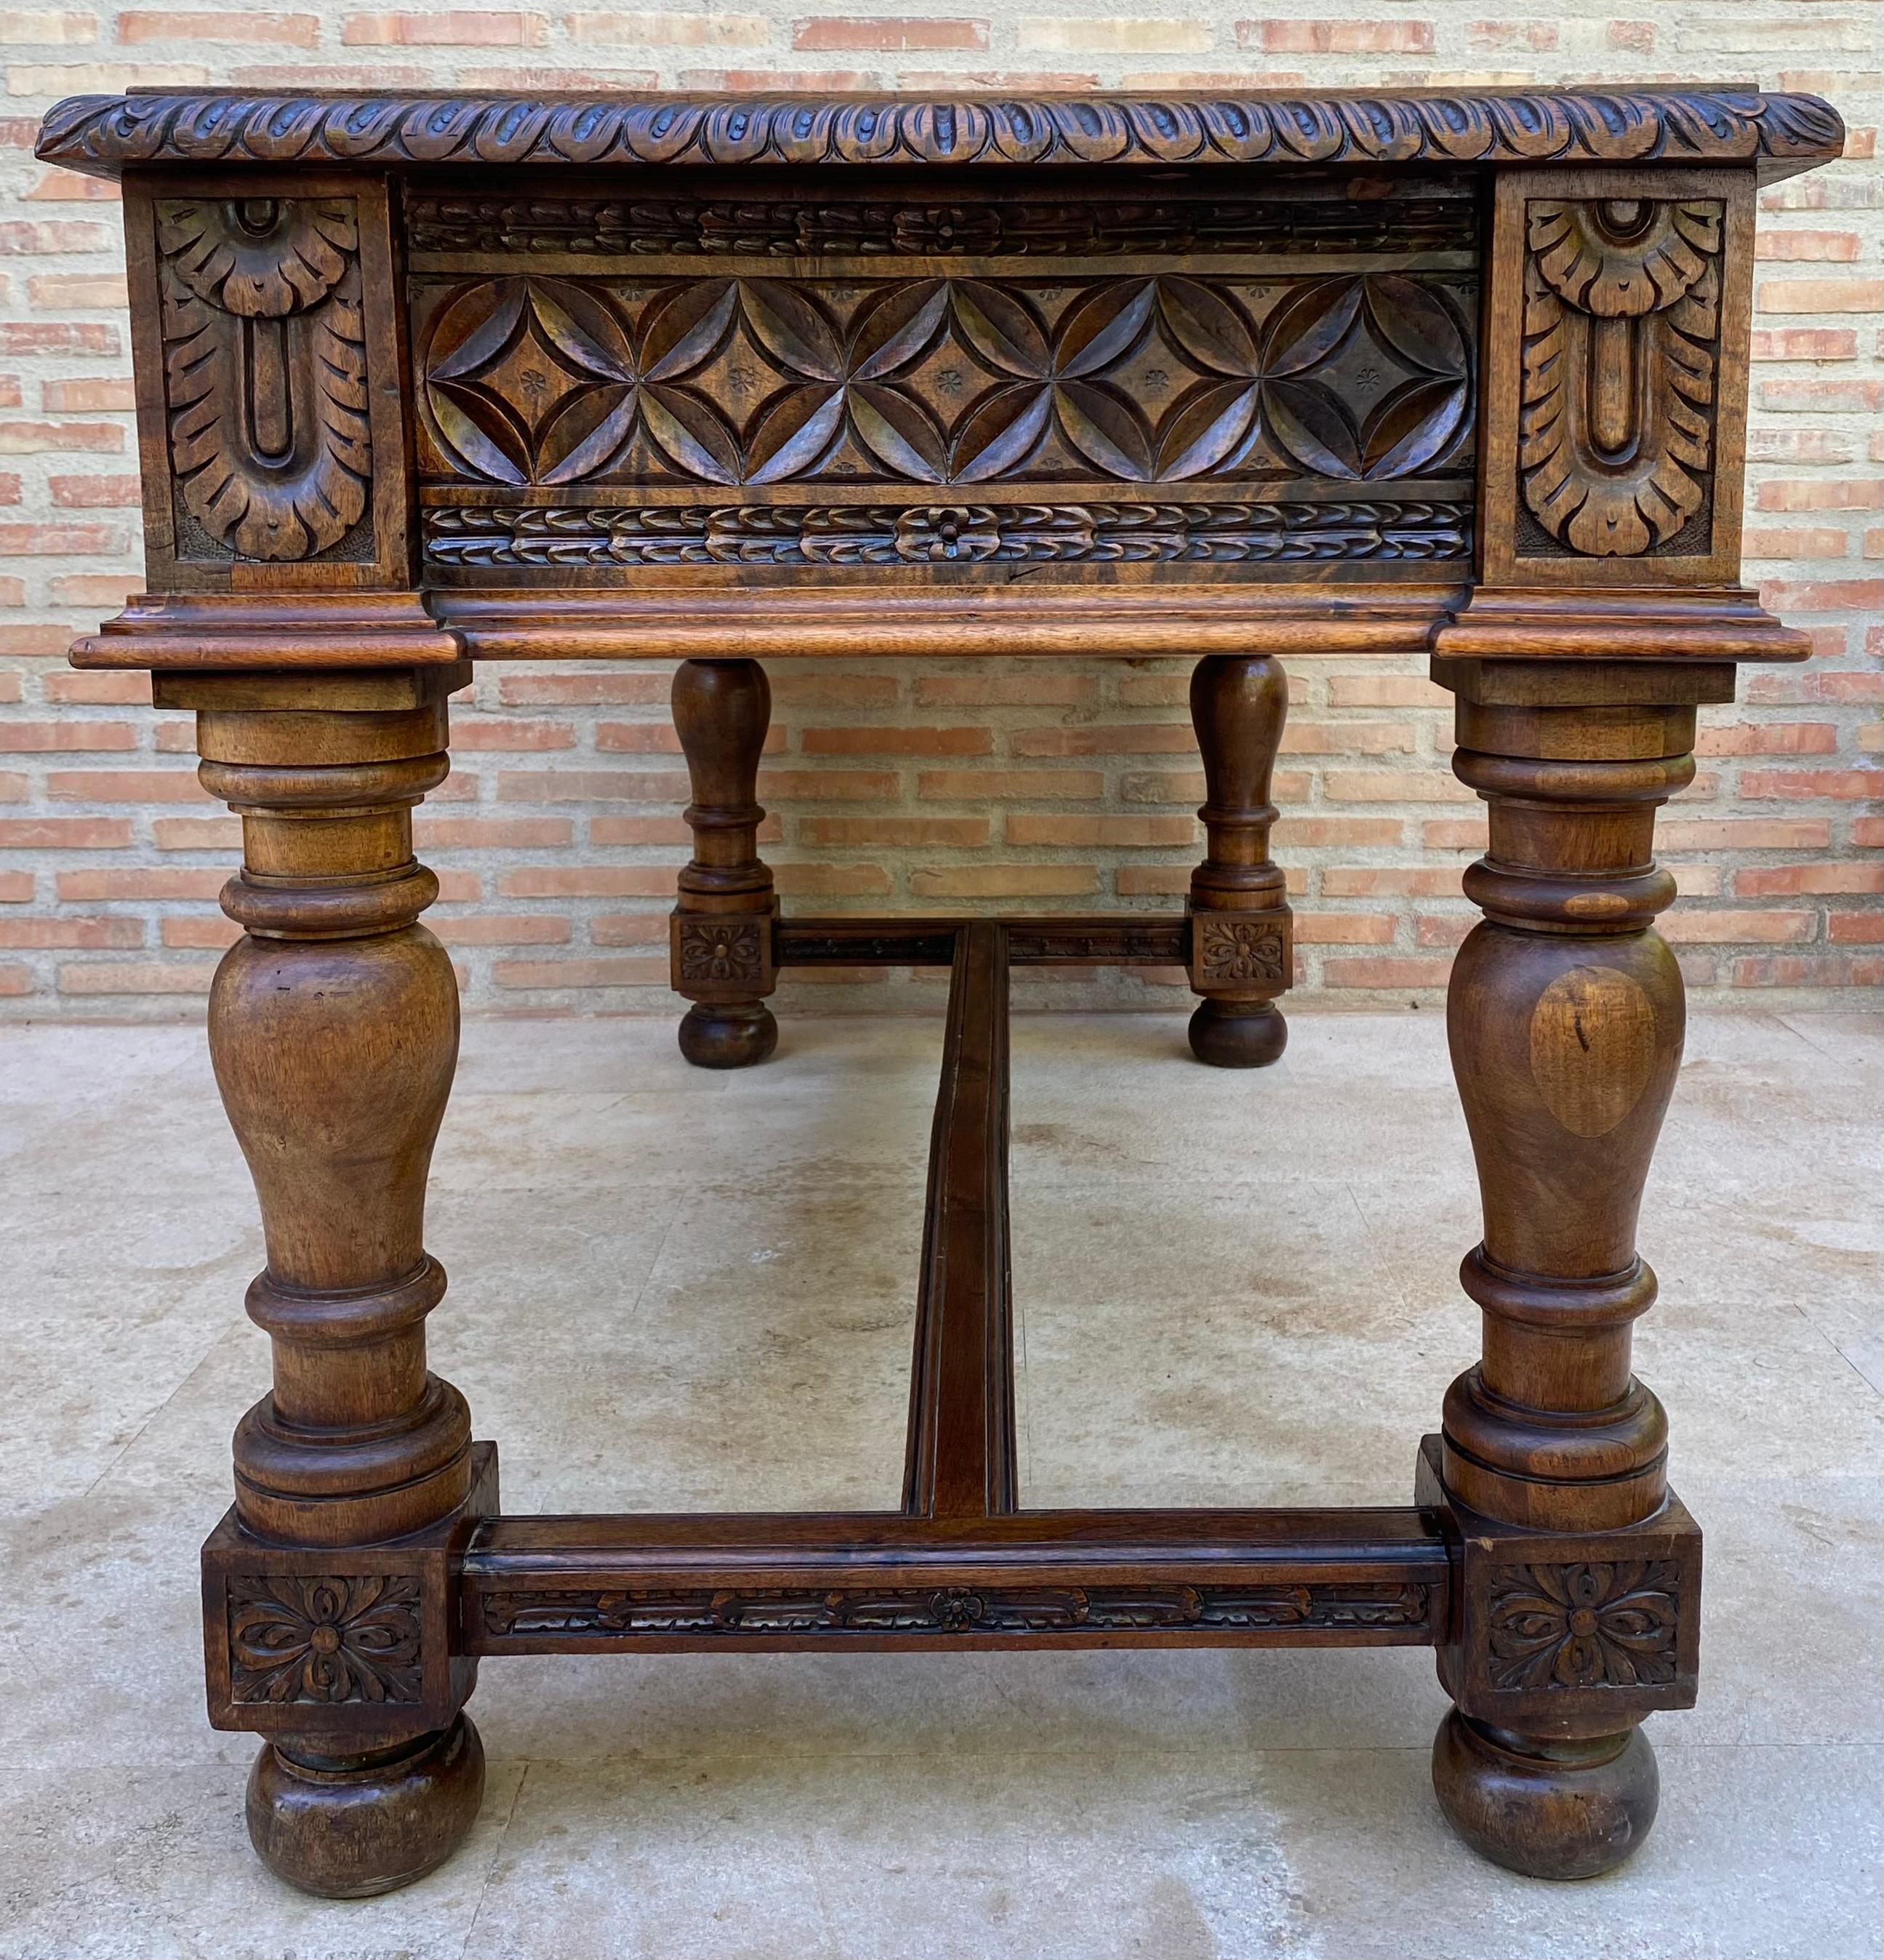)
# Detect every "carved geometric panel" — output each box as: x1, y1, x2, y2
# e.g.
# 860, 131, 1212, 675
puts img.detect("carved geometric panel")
1195, 916, 1288, 988
414, 270, 1475, 495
